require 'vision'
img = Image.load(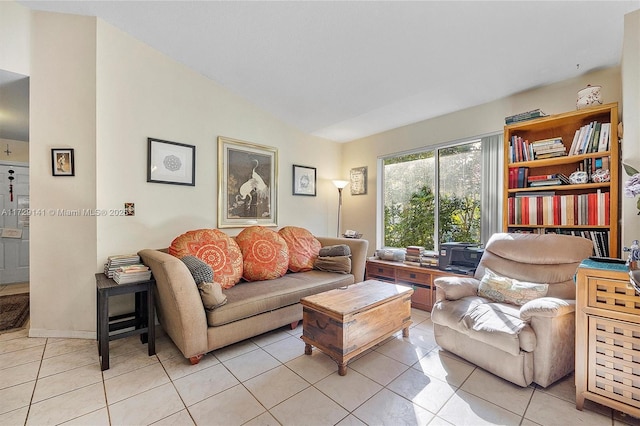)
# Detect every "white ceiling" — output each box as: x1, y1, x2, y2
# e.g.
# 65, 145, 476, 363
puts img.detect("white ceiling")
11, 1, 640, 142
